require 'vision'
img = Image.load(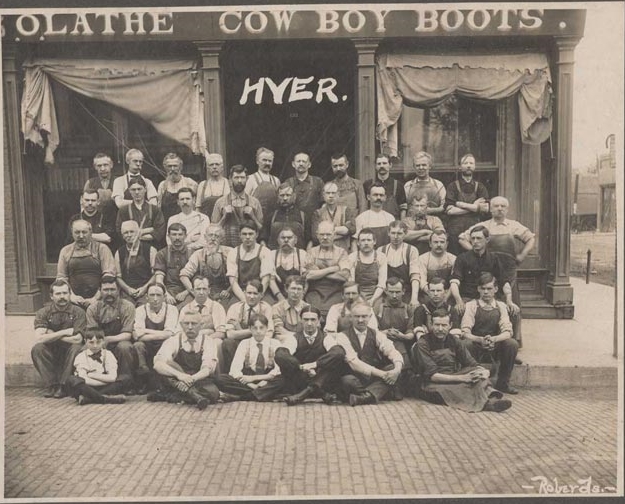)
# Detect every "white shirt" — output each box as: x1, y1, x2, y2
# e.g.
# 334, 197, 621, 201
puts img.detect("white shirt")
228, 336, 285, 379
244, 171, 281, 195
154, 332, 218, 374
225, 301, 275, 333
112, 174, 158, 208
166, 211, 211, 251
74, 348, 118, 381
179, 299, 227, 333
226, 244, 275, 279
354, 209, 395, 237
134, 303, 179, 333
324, 302, 379, 333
